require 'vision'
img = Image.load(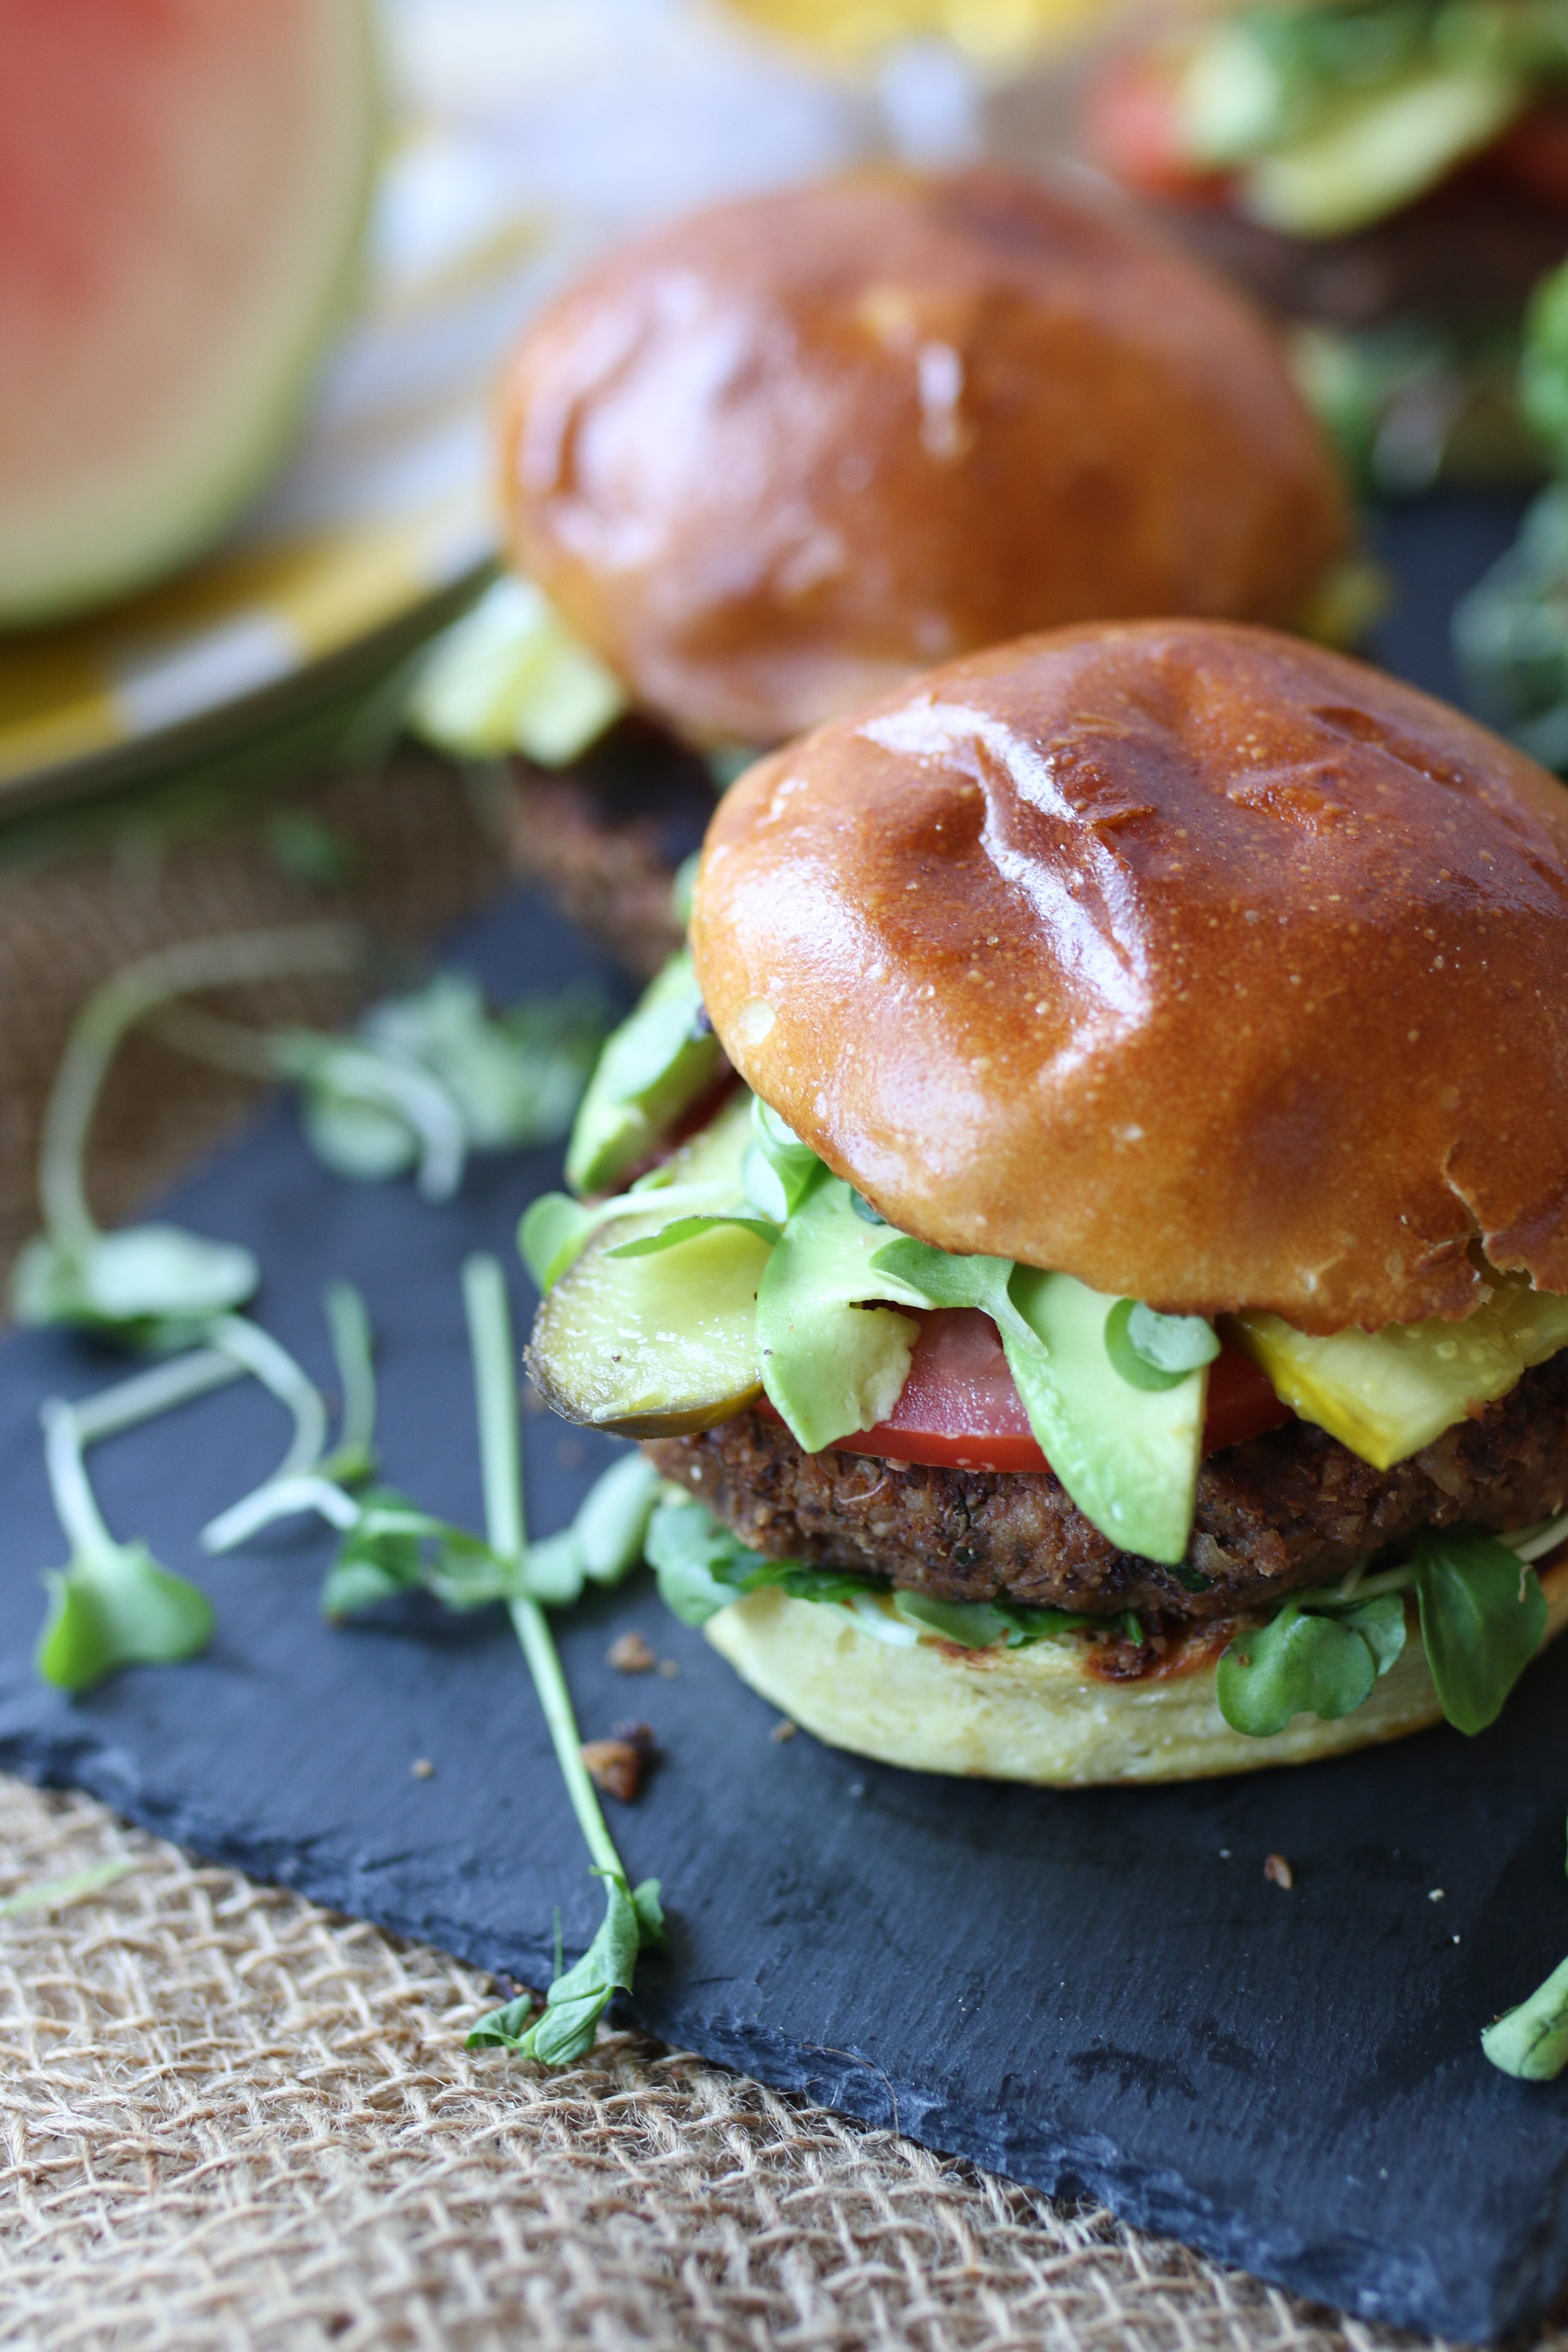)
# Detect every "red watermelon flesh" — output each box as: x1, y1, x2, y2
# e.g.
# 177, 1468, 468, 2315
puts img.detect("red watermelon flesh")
0, 0, 377, 625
